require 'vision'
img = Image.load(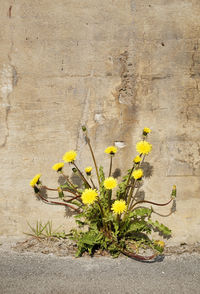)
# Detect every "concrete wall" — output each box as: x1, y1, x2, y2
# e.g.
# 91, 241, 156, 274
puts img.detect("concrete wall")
0, 0, 200, 245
